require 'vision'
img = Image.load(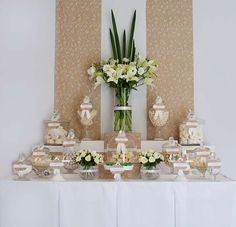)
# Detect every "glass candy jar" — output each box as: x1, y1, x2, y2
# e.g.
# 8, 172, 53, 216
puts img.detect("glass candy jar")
179, 110, 204, 145
44, 111, 69, 145
114, 87, 132, 132
12, 153, 32, 180
77, 96, 97, 140
149, 96, 169, 140
31, 146, 51, 177
162, 137, 182, 166
191, 146, 211, 177
207, 158, 222, 181
63, 131, 78, 173
49, 150, 64, 180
